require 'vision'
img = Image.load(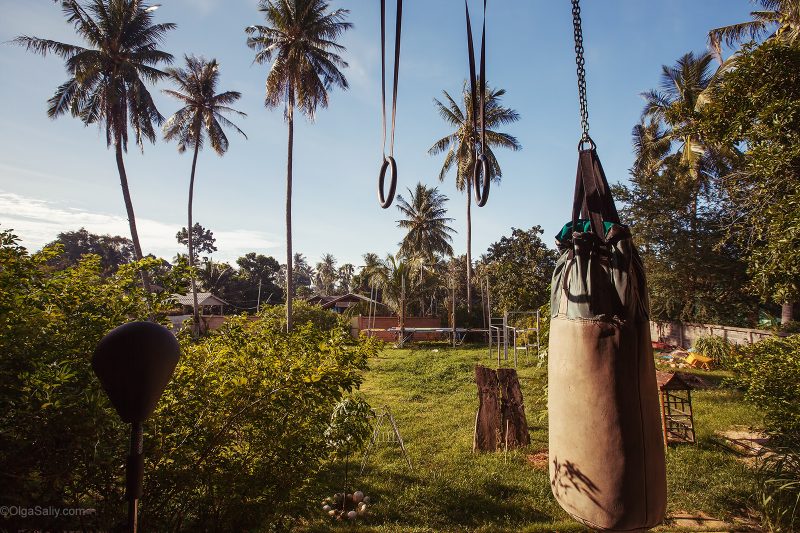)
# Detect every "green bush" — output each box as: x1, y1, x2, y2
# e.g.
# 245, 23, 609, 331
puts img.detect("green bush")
258, 299, 341, 332
756, 440, 800, 532
731, 335, 800, 440
0, 230, 185, 529
780, 320, 800, 335
0, 230, 378, 531
694, 335, 736, 367
730, 334, 800, 531
144, 317, 376, 531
